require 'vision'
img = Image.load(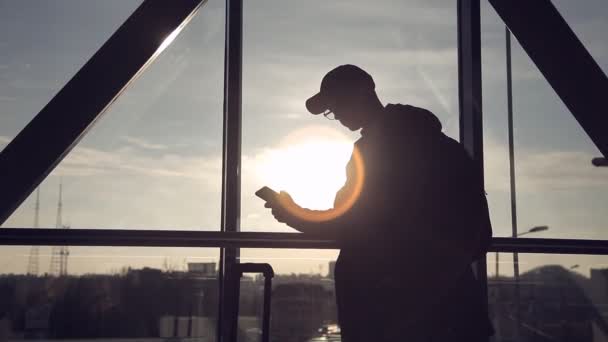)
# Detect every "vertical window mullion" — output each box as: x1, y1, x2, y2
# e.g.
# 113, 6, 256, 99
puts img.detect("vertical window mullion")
457, 1, 489, 338
218, 0, 243, 341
